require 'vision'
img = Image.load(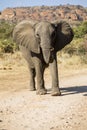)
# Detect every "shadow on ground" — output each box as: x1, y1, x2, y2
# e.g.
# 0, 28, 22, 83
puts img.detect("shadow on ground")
47, 86, 87, 96
60, 86, 87, 96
